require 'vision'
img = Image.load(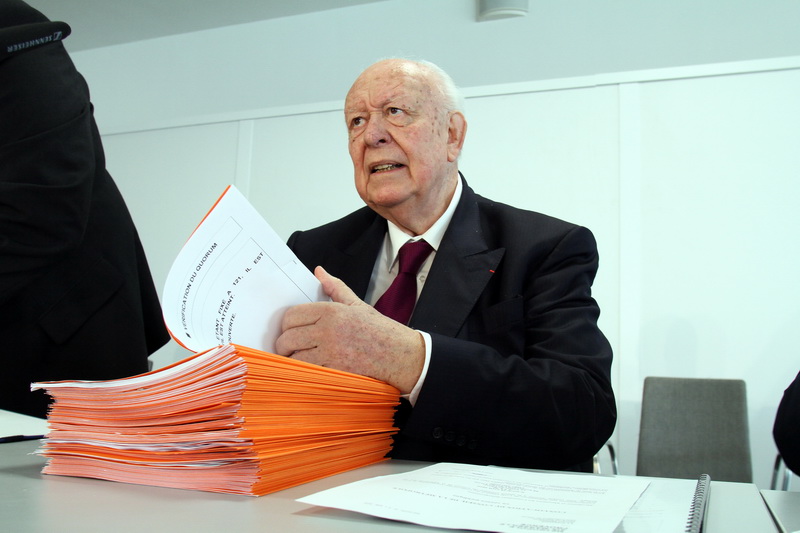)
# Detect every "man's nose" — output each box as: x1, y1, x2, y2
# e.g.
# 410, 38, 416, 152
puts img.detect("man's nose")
365, 116, 391, 147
